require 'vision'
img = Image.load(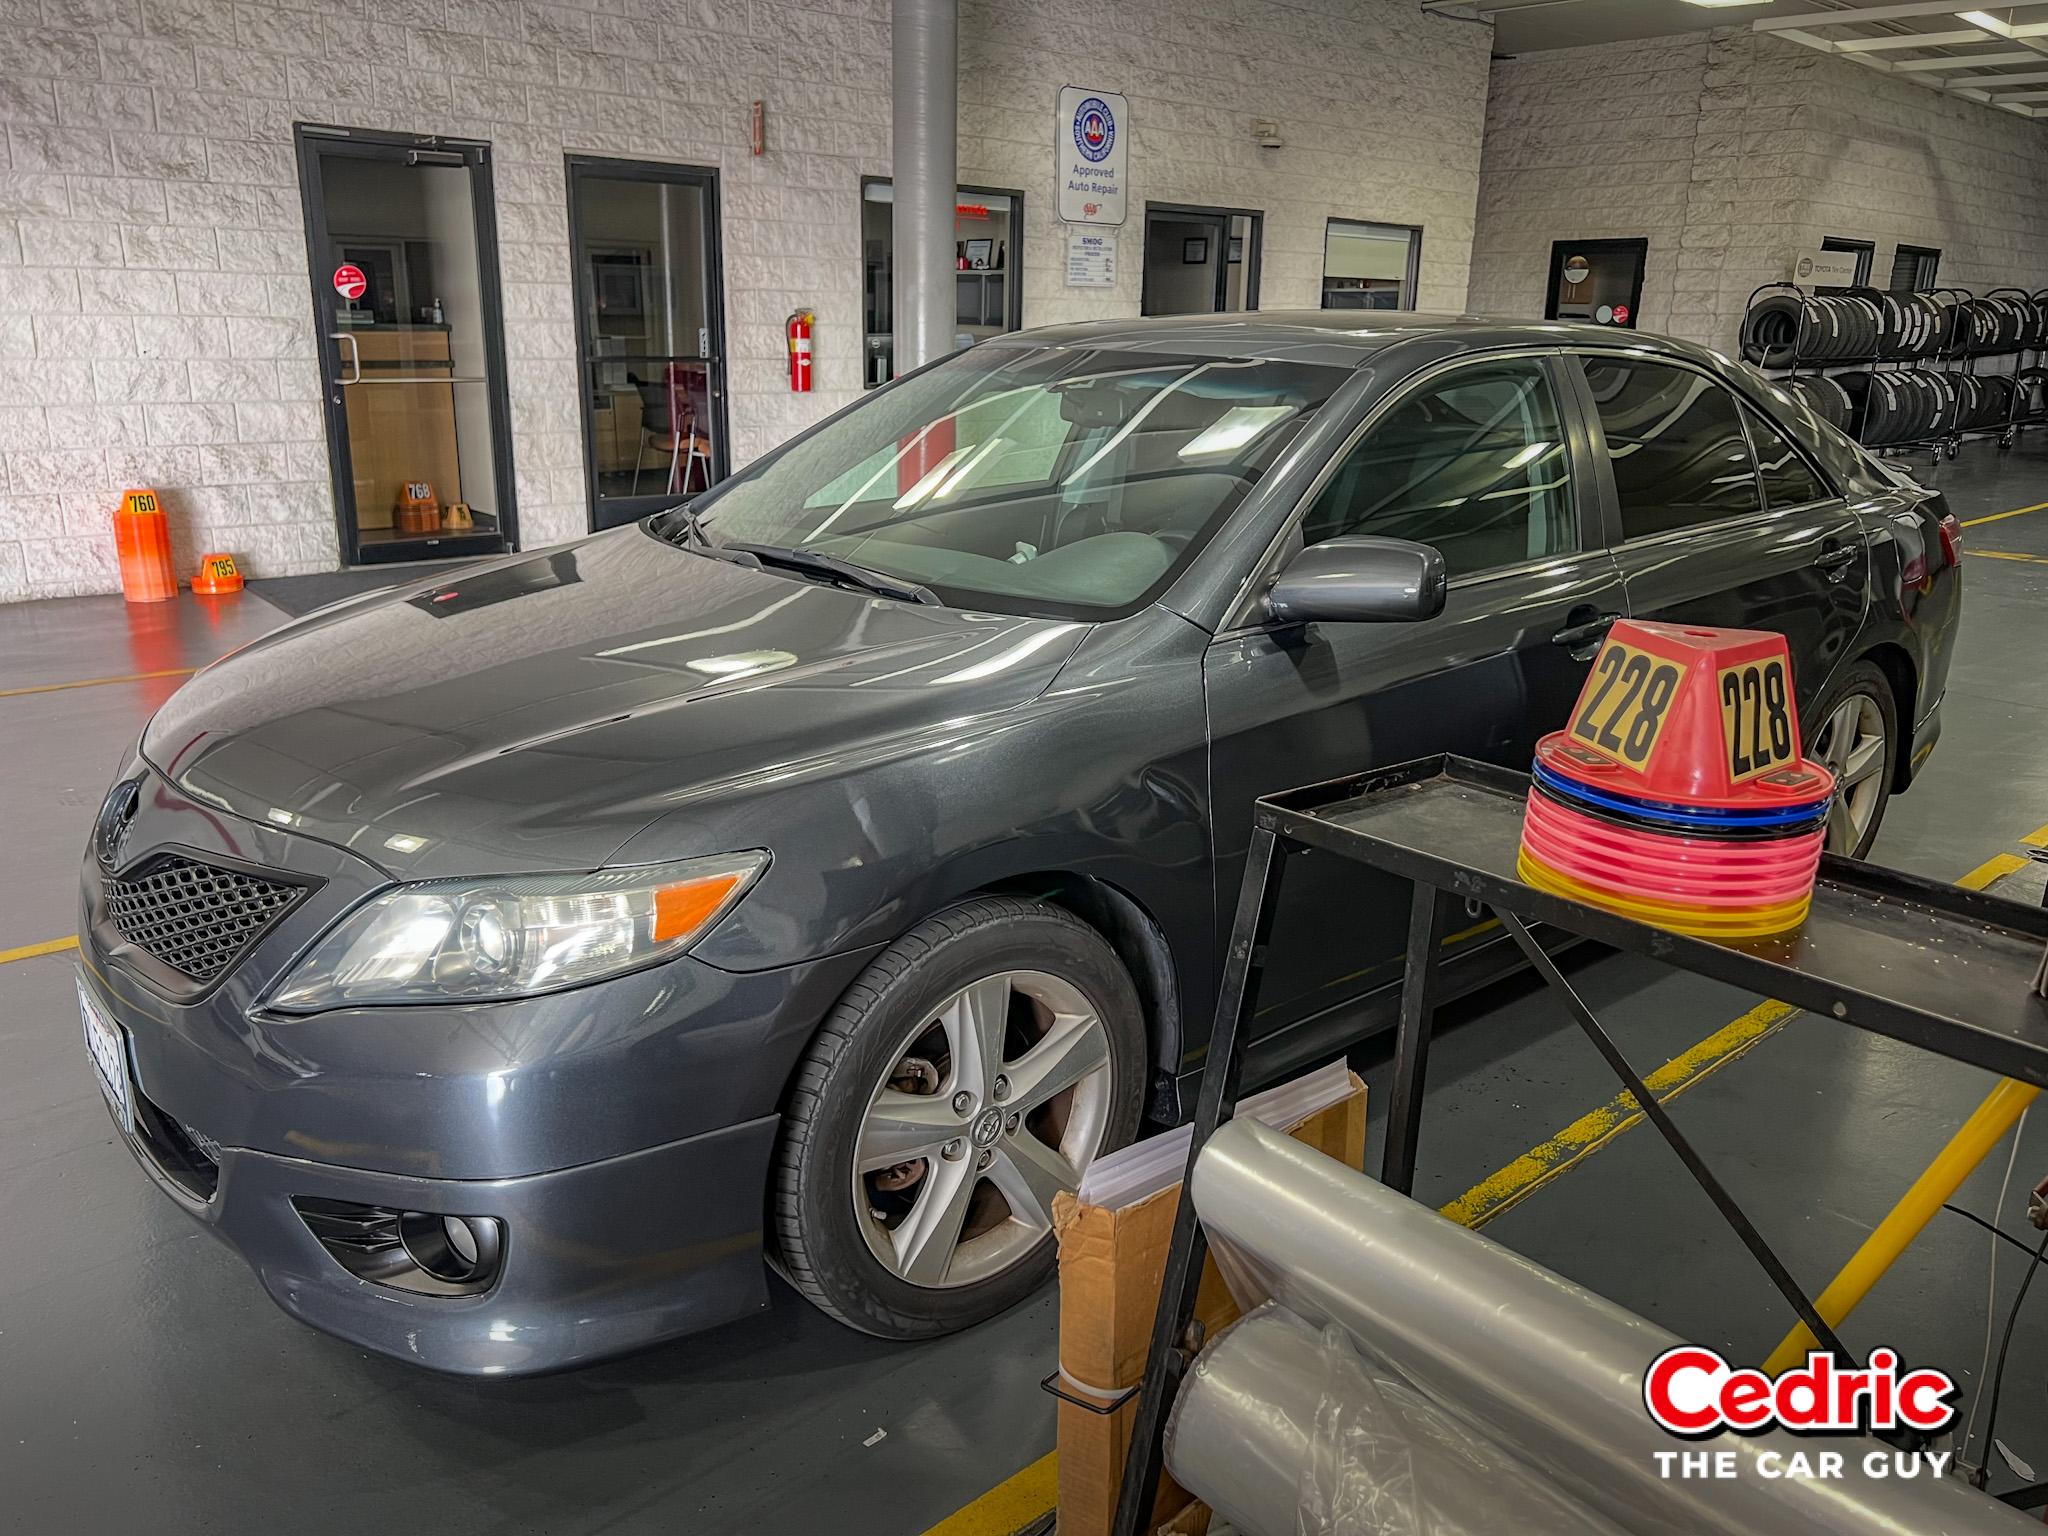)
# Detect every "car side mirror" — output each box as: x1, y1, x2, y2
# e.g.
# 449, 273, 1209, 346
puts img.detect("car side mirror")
1266, 535, 1448, 625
